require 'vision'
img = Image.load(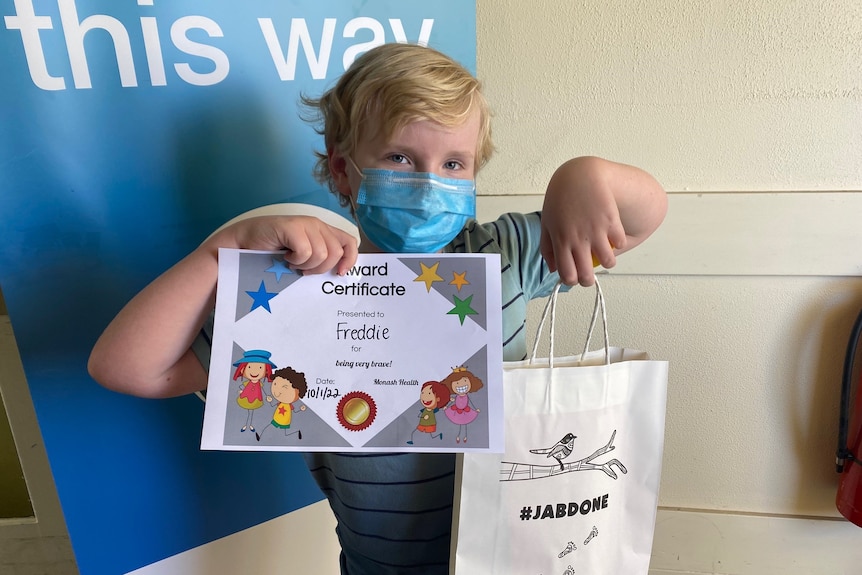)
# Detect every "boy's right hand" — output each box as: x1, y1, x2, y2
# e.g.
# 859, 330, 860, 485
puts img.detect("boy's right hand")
203, 215, 359, 276
89, 213, 358, 398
